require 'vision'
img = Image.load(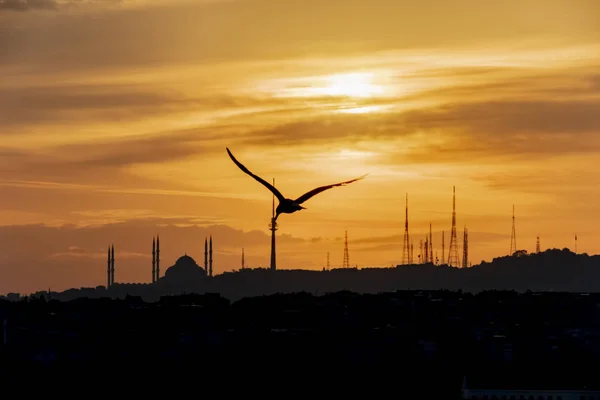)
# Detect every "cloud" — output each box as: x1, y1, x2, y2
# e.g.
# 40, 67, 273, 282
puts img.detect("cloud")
240, 112, 409, 147
239, 96, 600, 165
405, 100, 600, 136
0, 83, 280, 128
0, 0, 131, 12
3, 0, 598, 73
0, 0, 57, 11
0, 135, 204, 193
